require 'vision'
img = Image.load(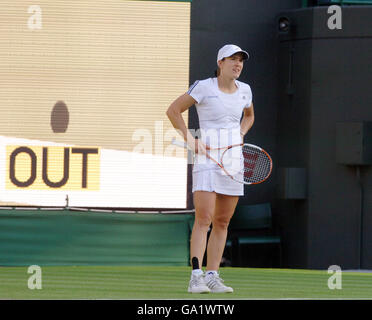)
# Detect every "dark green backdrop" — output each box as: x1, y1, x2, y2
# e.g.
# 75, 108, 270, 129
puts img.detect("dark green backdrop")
0, 209, 194, 266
